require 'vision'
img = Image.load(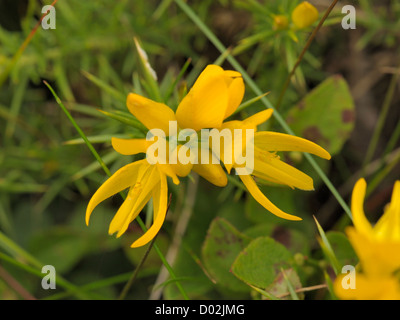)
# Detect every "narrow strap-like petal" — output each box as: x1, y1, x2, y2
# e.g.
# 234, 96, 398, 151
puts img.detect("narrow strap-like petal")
86, 159, 147, 225
373, 180, 400, 241
253, 155, 314, 190
111, 137, 149, 155
115, 165, 159, 237
239, 174, 302, 221
126, 93, 176, 135
254, 131, 331, 160
131, 169, 168, 248
107, 162, 152, 235
351, 178, 373, 235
